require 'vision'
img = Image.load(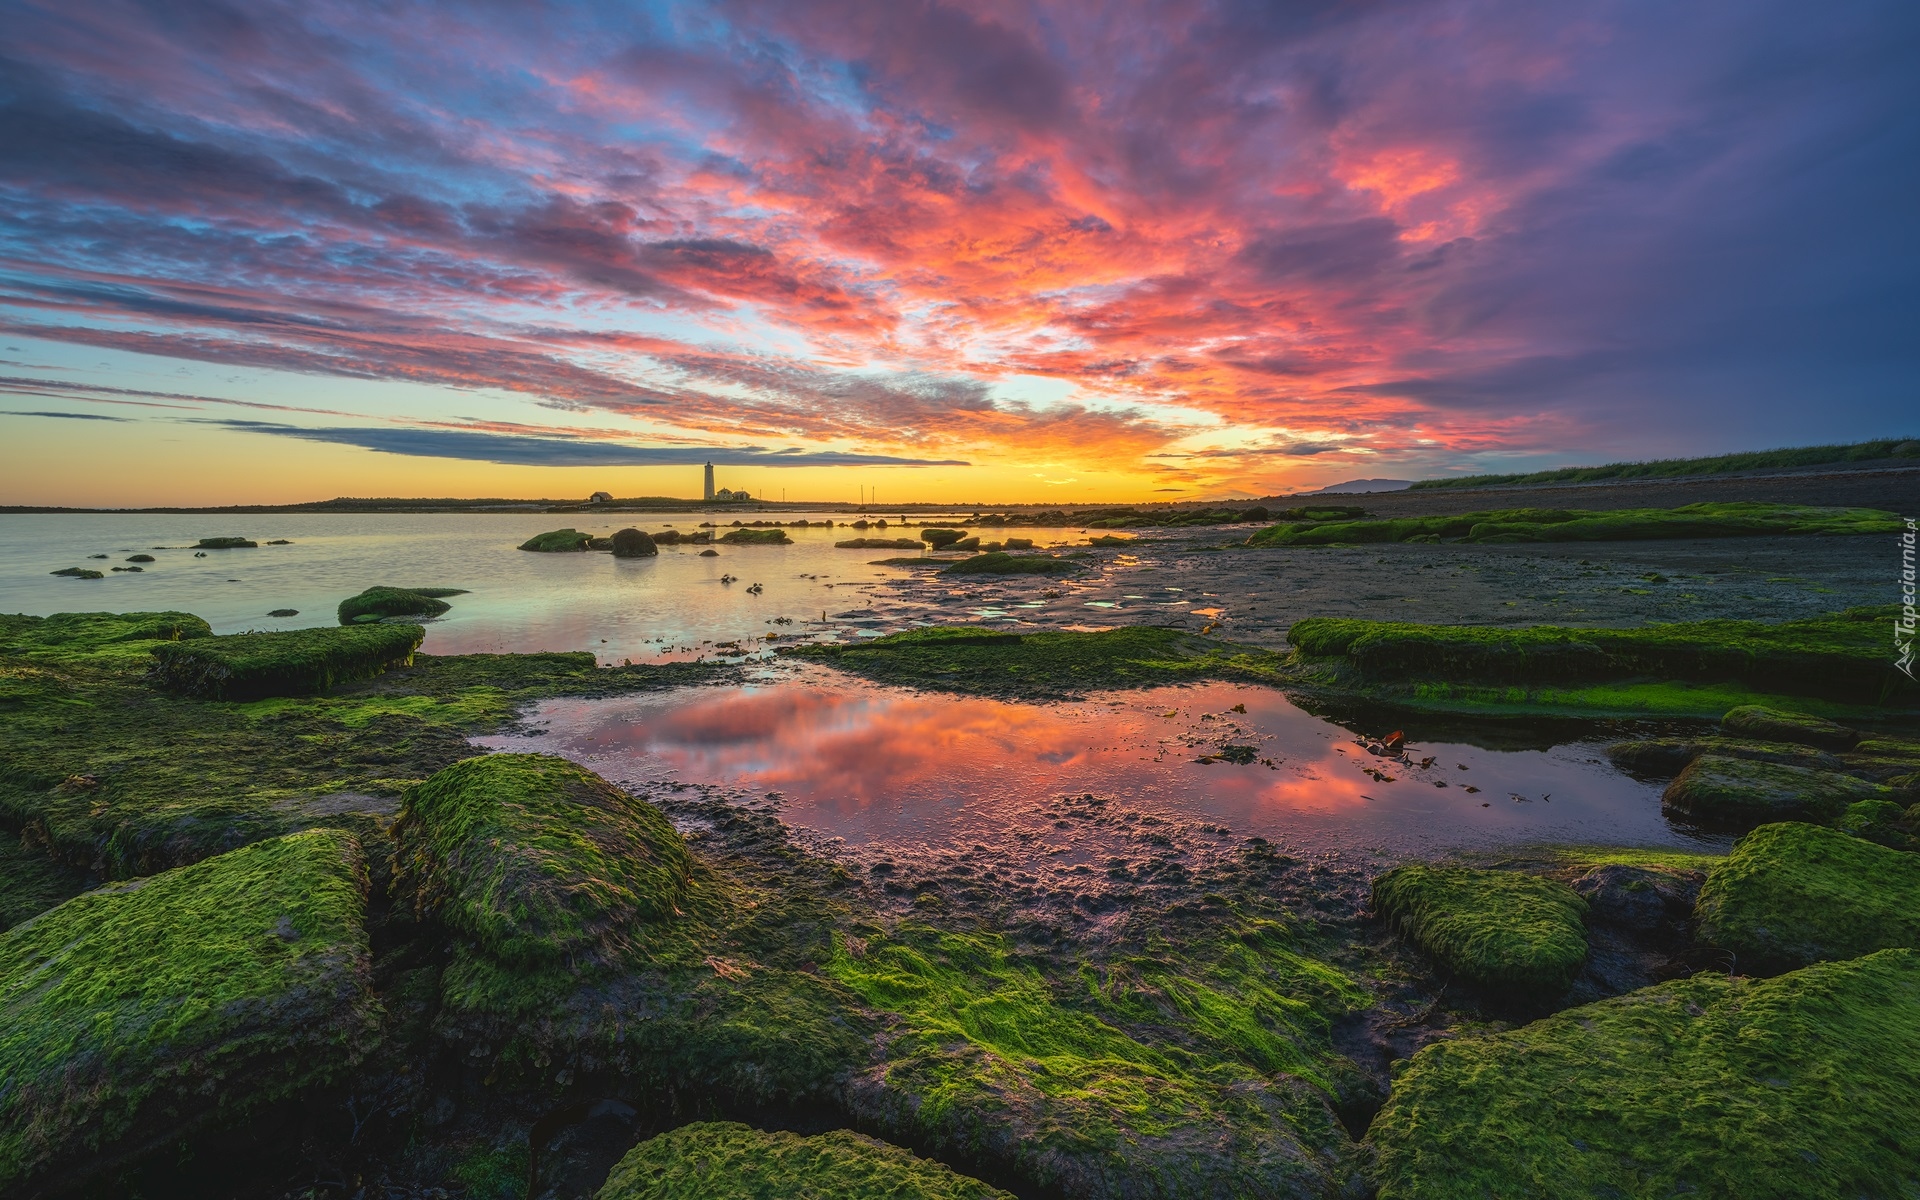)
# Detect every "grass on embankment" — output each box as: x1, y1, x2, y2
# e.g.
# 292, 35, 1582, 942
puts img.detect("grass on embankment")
1366, 948, 1920, 1199
1408, 437, 1920, 490
0, 829, 380, 1194
1284, 606, 1914, 715
1245, 501, 1898, 547
784, 625, 1284, 698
